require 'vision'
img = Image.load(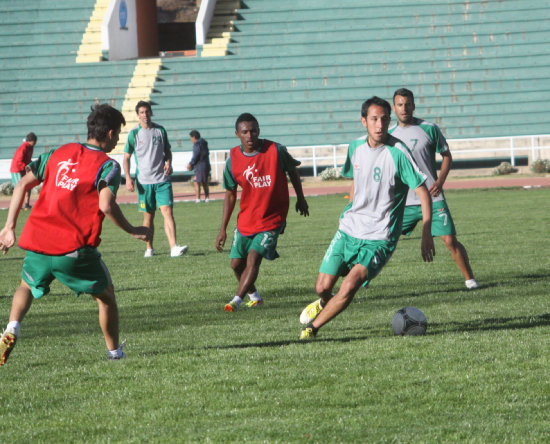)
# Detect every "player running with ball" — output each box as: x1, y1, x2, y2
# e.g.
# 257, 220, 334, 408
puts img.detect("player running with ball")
299, 97, 435, 340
